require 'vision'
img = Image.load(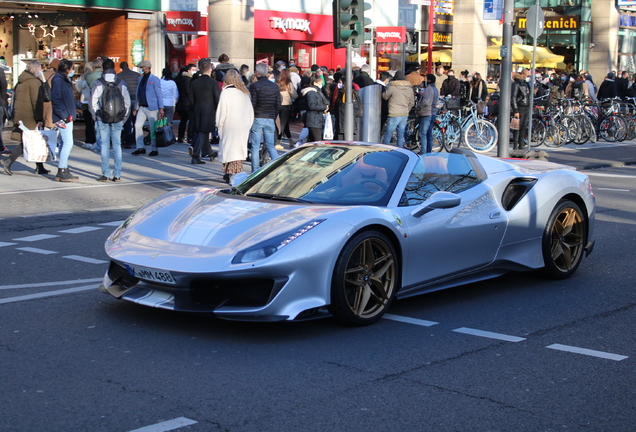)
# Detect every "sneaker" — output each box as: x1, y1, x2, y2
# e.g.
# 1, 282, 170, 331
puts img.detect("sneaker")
132, 148, 146, 155
1, 147, 11, 155
82, 143, 93, 149
111, 177, 121, 182
148, 150, 158, 156
188, 146, 193, 157
275, 144, 284, 151
97, 175, 109, 182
